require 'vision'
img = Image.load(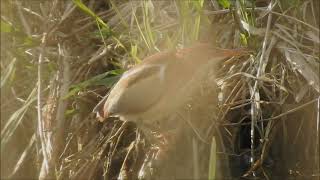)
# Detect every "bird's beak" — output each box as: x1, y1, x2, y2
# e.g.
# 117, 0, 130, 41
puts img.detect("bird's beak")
94, 107, 105, 122
93, 95, 109, 122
